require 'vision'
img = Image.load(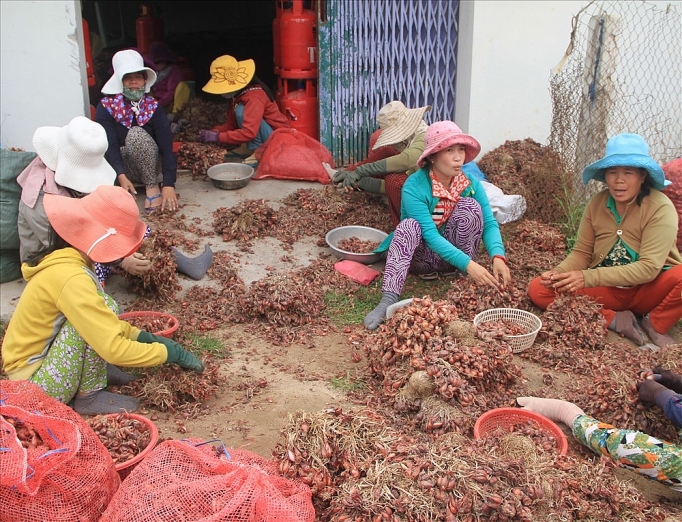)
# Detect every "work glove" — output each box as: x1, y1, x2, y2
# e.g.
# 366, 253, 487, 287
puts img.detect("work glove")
653, 366, 682, 393
354, 159, 388, 178
340, 170, 362, 189
138, 331, 204, 373
637, 379, 677, 408
198, 130, 219, 143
